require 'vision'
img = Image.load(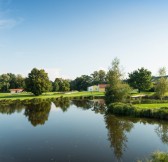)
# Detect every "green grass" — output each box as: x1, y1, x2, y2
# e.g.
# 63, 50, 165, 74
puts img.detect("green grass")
0, 91, 105, 100
135, 103, 168, 109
